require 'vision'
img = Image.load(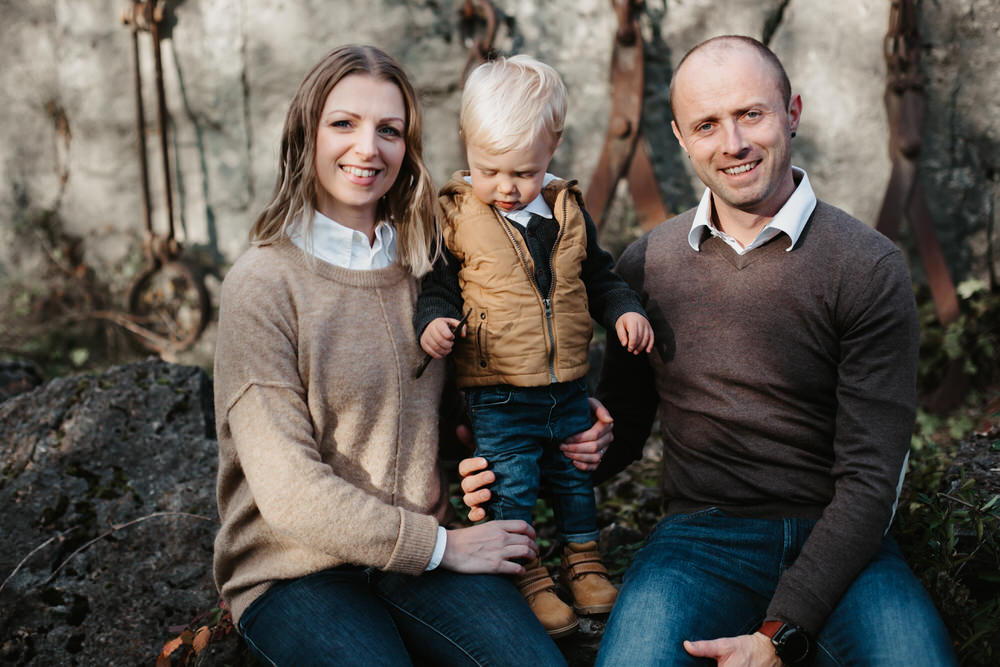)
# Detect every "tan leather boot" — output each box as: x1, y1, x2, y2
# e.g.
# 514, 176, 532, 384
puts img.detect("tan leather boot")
560, 541, 618, 614
515, 558, 579, 638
